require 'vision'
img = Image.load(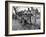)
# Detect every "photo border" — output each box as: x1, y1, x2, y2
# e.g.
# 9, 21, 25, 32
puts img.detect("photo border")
5, 1, 45, 36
